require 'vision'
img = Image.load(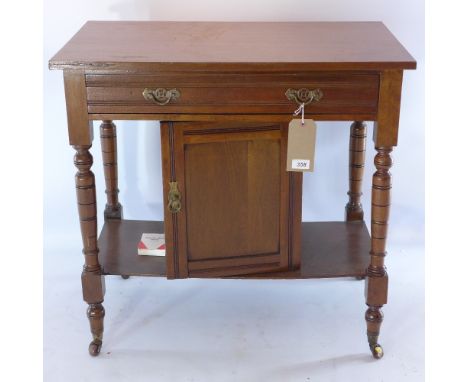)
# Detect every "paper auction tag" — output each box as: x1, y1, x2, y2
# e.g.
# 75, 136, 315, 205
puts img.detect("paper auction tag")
286, 119, 317, 172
